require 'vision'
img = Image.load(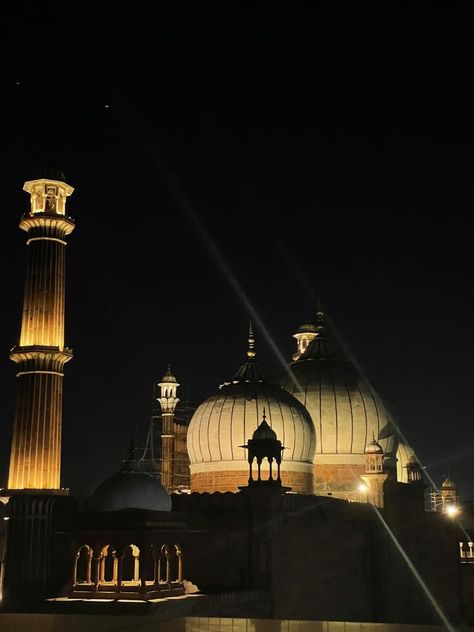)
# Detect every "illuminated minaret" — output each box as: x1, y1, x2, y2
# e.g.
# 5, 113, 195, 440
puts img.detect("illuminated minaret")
157, 364, 180, 490
7, 174, 75, 491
